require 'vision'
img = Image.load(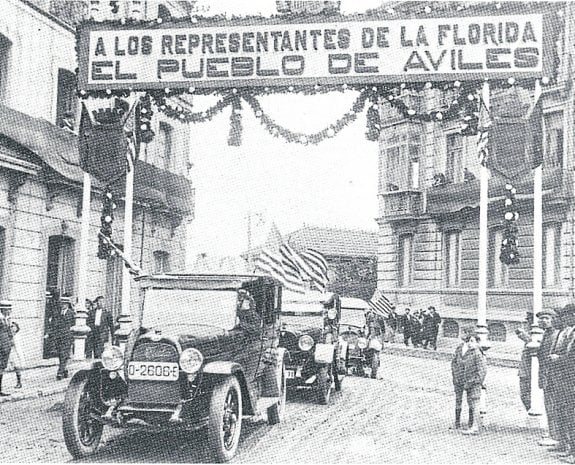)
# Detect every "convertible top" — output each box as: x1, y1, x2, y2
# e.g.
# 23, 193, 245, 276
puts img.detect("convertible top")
137, 273, 280, 291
